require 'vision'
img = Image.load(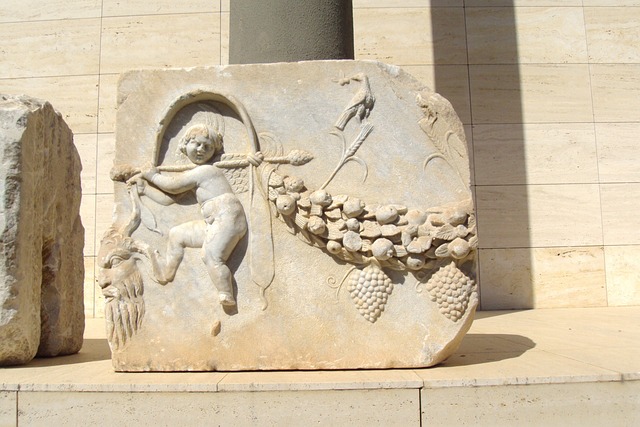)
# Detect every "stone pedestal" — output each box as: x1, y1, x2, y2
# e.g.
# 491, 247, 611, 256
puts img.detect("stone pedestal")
0, 95, 84, 365
100, 60, 476, 371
